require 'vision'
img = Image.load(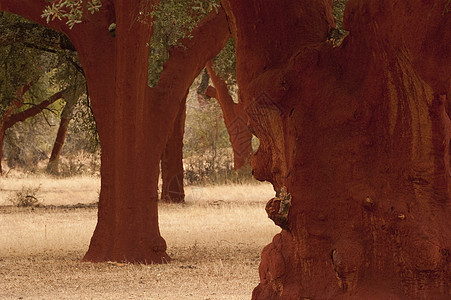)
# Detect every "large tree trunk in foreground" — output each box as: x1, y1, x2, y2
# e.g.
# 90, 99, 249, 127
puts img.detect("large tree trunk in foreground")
0, 0, 229, 263
205, 60, 252, 170
160, 92, 187, 203
80, 4, 228, 263
223, 0, 450, 298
